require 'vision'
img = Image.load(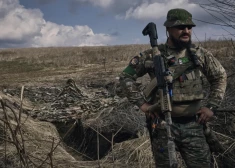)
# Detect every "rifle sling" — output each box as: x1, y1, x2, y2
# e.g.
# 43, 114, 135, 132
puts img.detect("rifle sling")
143, 77, 157, 98
143, 62, 193, 98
